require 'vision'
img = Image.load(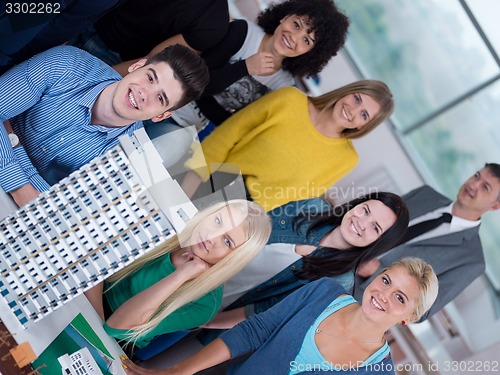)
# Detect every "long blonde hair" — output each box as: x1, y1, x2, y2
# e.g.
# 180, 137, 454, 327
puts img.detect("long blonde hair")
107, 199, 271, 342
309, 80, 394, 139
